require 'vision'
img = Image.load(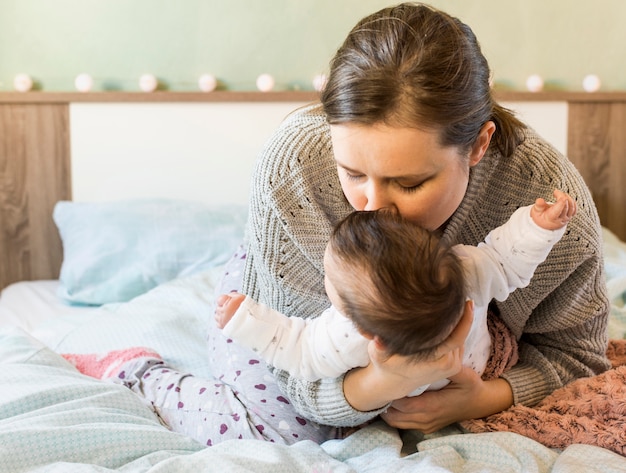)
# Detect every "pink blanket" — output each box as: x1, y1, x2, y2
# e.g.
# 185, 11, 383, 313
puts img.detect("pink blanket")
464, 318, 626, 456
